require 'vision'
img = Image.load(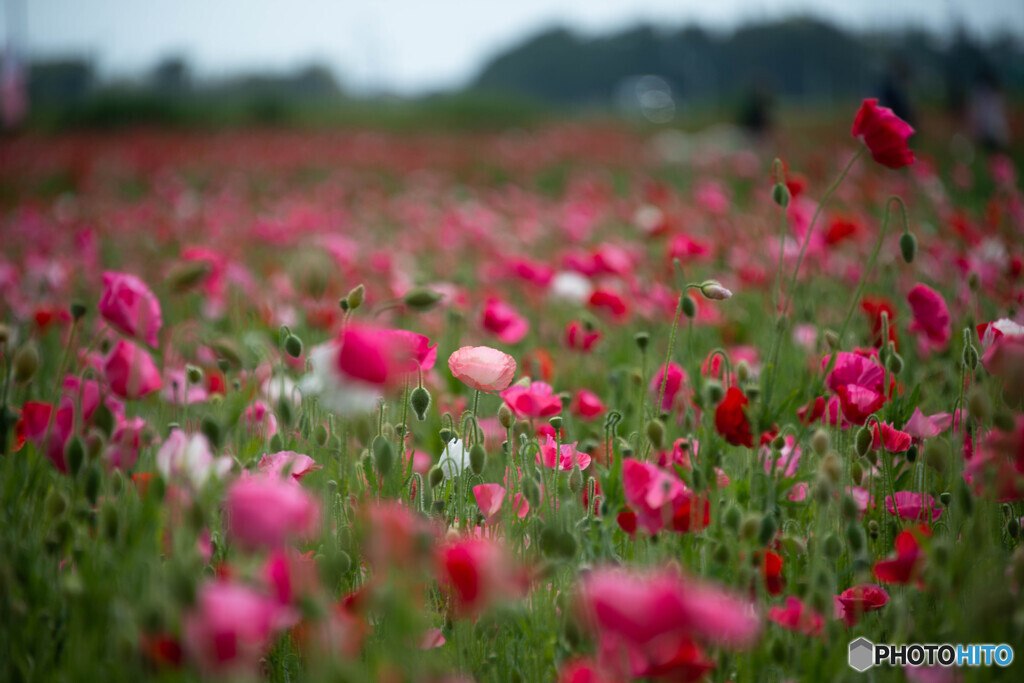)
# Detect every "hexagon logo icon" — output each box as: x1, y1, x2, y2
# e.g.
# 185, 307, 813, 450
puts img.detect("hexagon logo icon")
848, 637, 874, 672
